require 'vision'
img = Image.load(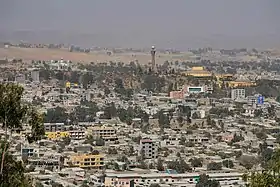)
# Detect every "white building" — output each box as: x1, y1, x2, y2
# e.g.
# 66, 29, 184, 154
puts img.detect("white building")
231, 89, 245, 100
15, 74, 26, 84
139, 138, 158, 159
105, 171, 244, 187
69, 130, 86, 140
31, 70, 40, 83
